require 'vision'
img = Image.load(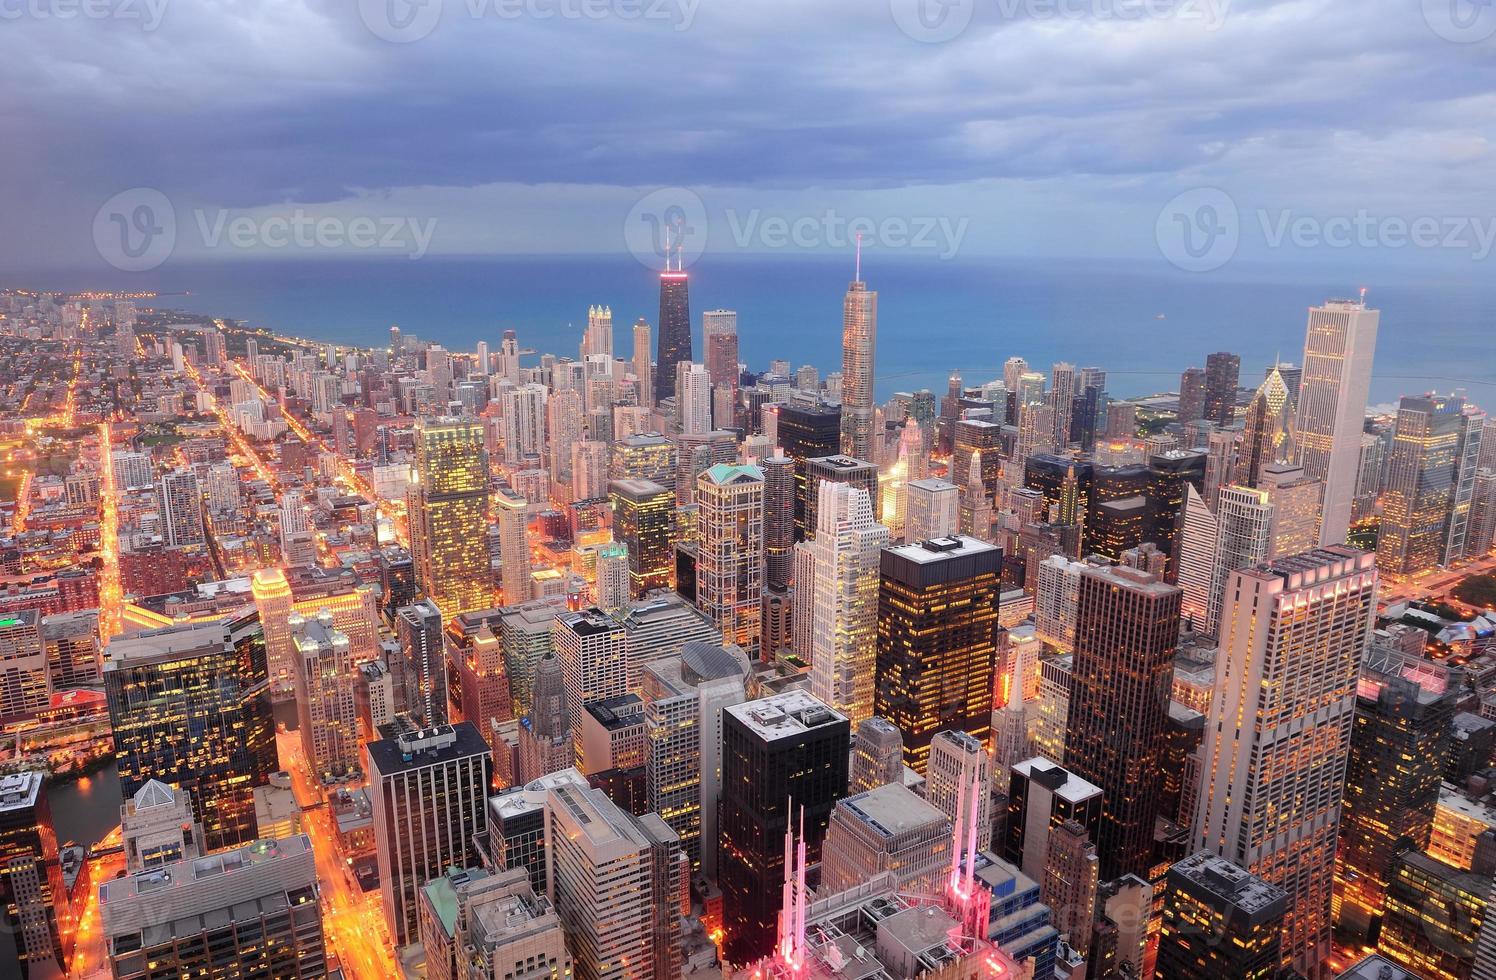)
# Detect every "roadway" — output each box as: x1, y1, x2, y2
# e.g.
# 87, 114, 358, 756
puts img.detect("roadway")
277, 730, 400, 980
1377, 550, 1496, 608
96, 421, 123, 638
